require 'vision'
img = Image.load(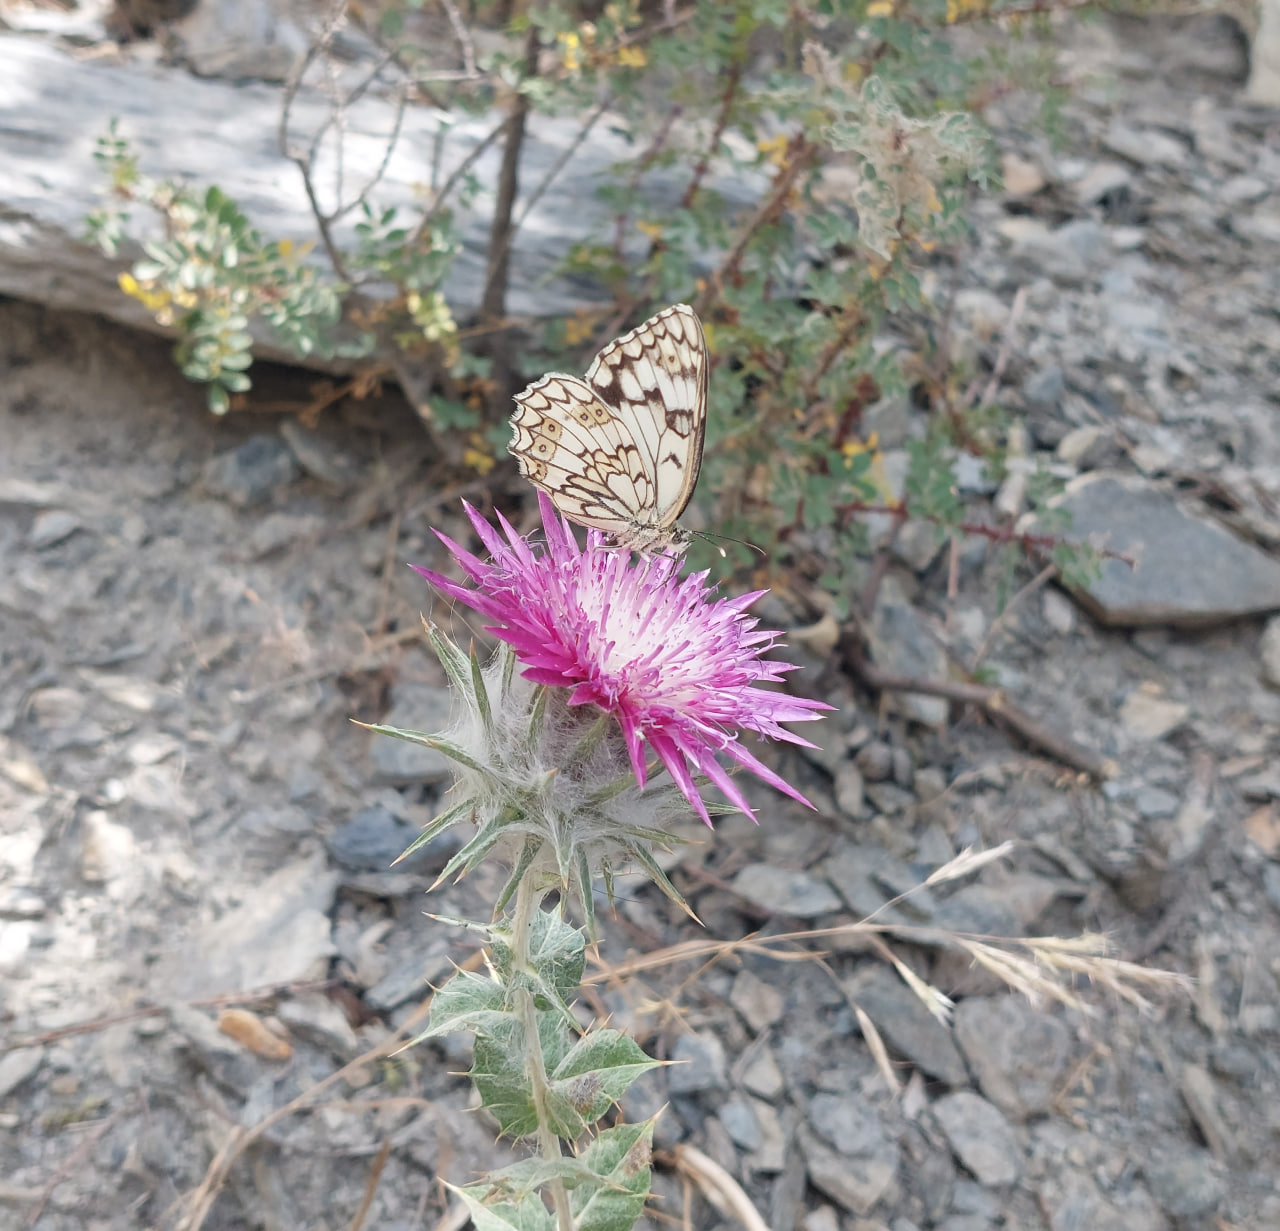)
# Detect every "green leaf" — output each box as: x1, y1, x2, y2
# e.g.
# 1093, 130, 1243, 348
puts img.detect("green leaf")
418, 968, 507, 1039
472, 1010, 573, 1137
393, 795, 476, 864
360, 723, 484, 775
207, 385, 230, 415
470, 643, 493, 736
424, 622, 475, 702
548, 1029, 660, 1124
493, 837, 544, 917
570, 1119, 655, 1231
450, 1184, 556, 1231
